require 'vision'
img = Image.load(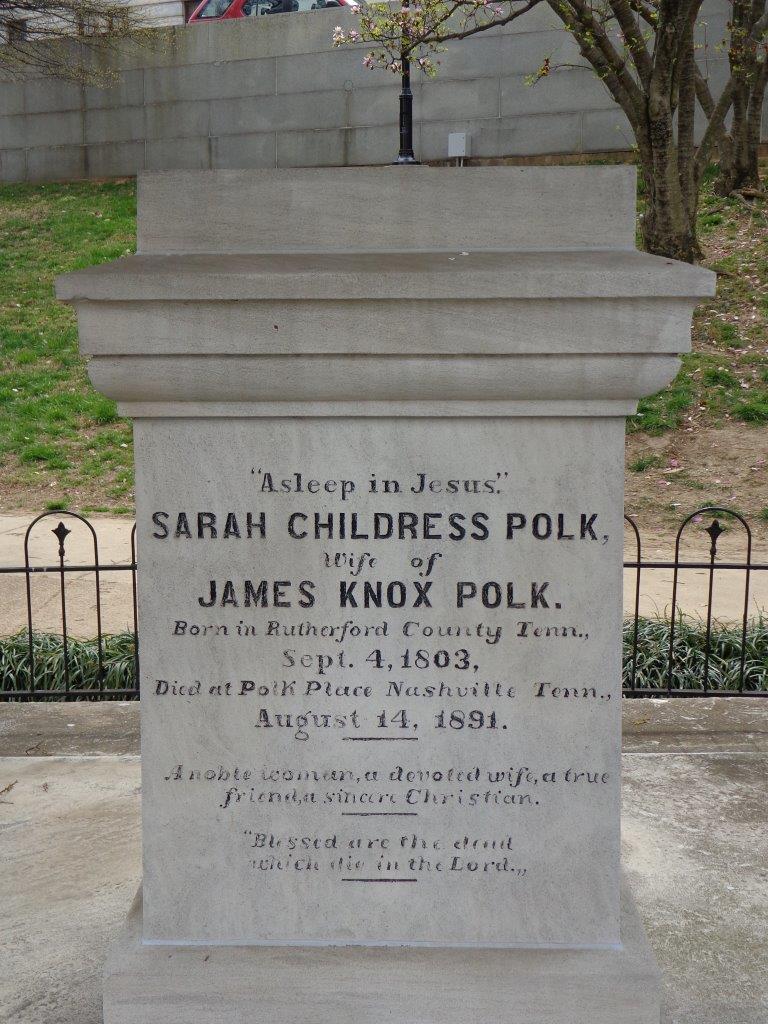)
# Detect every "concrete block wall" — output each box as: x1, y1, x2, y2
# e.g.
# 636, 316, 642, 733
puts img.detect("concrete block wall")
0, 0, 761, 182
